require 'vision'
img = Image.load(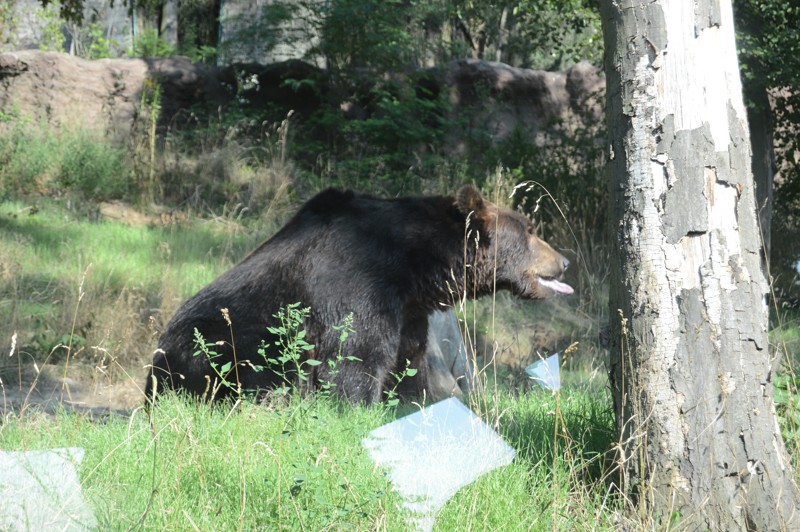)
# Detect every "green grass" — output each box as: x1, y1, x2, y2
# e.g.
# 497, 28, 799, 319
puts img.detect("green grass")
0, 386, 619, 530
0, 199, 257, 293
436, 387, 617, 529
0, 198, 269, 371
0, 160, 623, 529
0, 395, 403, 529
769, 307, 800, 461
0, 117, 666, 530
0, 194, 602, 382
